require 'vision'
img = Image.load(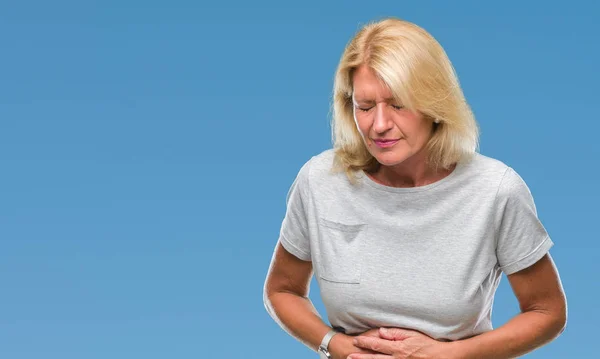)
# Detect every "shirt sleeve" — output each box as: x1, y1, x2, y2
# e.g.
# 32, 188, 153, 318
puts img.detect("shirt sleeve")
278, 158, 313, 261
495, 167, 554, 275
